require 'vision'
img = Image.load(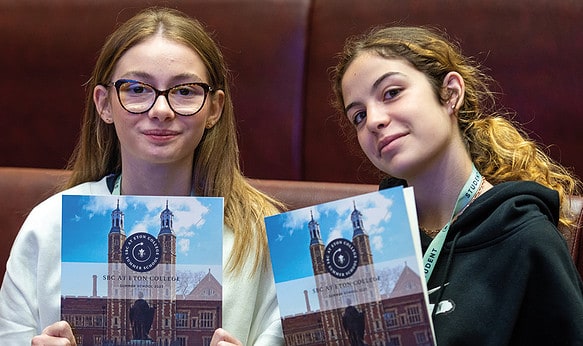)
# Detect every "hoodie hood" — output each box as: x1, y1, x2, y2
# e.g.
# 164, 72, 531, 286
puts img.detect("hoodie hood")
442, 180, 560, 250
